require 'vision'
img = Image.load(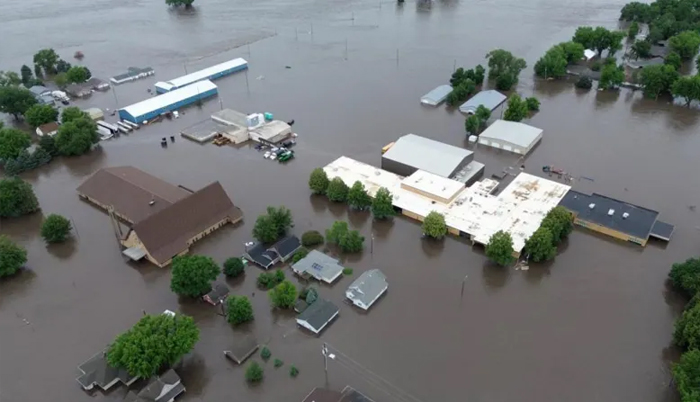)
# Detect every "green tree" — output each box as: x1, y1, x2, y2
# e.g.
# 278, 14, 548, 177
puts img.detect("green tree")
292, 247, 309, 263
620, 2, 651, 22
475, 104, 491, 123
338, 230, 364, 253
326, 177, 349, 202
446, 79, 476, 106
474, 65, 486, 85
573, 26, 596, 49
450, 68, 467, 87
24, 104, 58, 128
38, 135, 58, 157
245, 361, 263, 383
485, 230, 515, 266
525, 227, 556, 262
260, 346, 271, 360
65, 66, 90, 84
33, 49, 59, 75
0, 71, 22, 87
0, 128, 31, 160
465, 115, 481, 135
55, 117, 99, 156
269, 280, 297, 309
575, 76, 593, 89
166, 0, 194, 7
170, 255, 220, 297
347, 181, 371, 210
503, 94, 529, 122
0, 235, 27, 278
628, 21, 639, 39
0, 177, 39, 218
372, 187, 395, 220
326, 221, 350, 245
20, 65, 33, 86
422, 211, 447, 239
674, 301, 700, 349
669, 258, 700, 296
559, 41, 585, 63
631, 40, 651, 59
60, 106, 88, 123
598, 64, 625, 90
267, 206, 293, 238
666, 52, 683, 70
672, 75, 700, 107
525, 97, 540, 111
673, 350, 700, 402
56, 59, 72, 74
223, 257, 245, 277
309, 168, 329, 194
54, 73, 68, 88
40, 214, 72, 243
226, 296, 254, 325
670, 31, 700, 60
486, 49, 527, 90
301, 230, 324, 247
252, 215, 277, 244
534, 46, 568, 78
107, 313, 199, 378
0, 86, 37, 120
606, 30, 626, 56
639, 64, 679, 99
33, 64, 42, 79
540, 207, 573, 243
